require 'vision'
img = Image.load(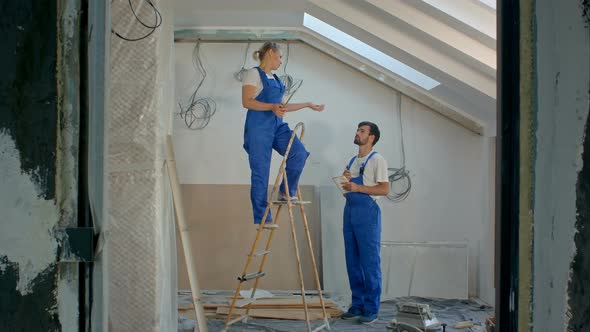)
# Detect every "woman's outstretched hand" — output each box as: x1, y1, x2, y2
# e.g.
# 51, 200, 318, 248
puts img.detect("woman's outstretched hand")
309, 104, 325, 112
